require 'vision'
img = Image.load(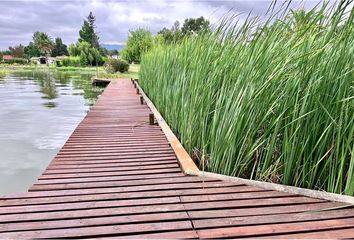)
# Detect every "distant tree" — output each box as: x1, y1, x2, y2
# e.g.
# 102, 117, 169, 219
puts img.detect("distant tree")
77, 41, 91, 65
79, 51, 88, 66
79, 12, 99, 49
0, 52, 3, 60
51, 38, 68, 57
68, 43, 79, 56
24, 42, 41, 58
158, 18, 208, 44
158, 28, 174, 44
153, 34, 165, 47
108, 49, 119, 56
181, 16, 210, 36
121, 28, 153, 63
99, 47, 109, 56
98, 48, 118, 57
33, 31, 54, 65
9, 44, 25, 58
1, 50, 11, 55
69, 41, 102, 66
